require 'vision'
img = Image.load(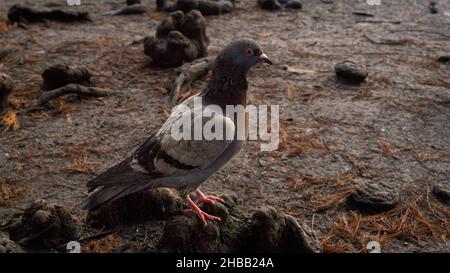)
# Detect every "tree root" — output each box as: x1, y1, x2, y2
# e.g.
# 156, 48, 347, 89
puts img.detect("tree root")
36, 84, 116, 107
112, 4, 148, 16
